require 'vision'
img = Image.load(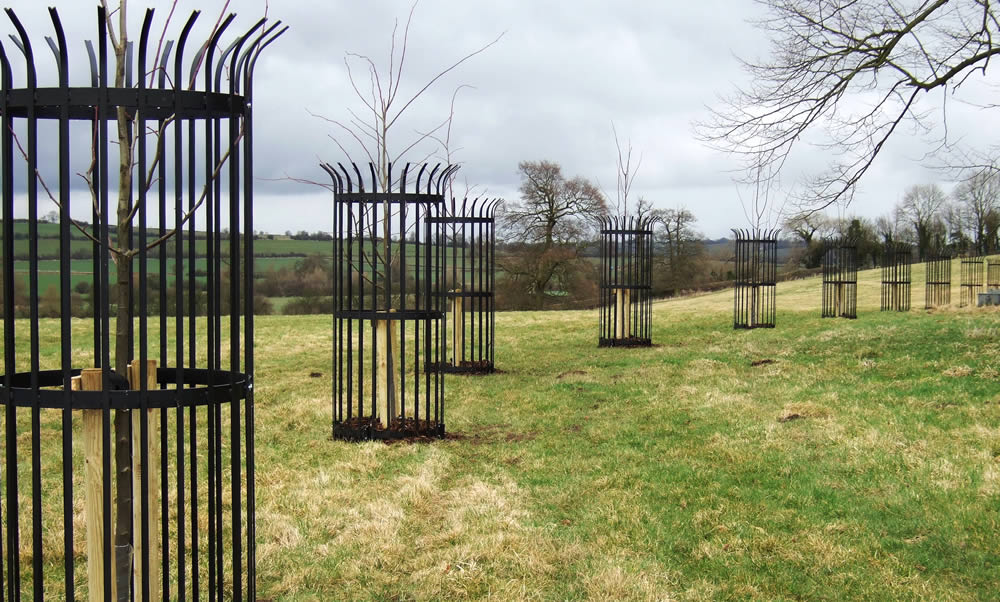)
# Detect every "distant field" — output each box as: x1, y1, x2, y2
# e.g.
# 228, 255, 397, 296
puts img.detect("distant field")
5, 225, 465, 296
4, 219, 331, 293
